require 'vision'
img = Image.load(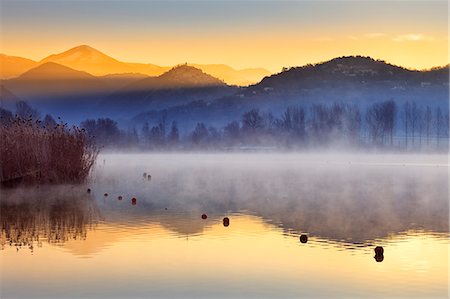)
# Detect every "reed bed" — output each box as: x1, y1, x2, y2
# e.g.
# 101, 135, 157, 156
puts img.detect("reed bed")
0, 117, 98, 185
